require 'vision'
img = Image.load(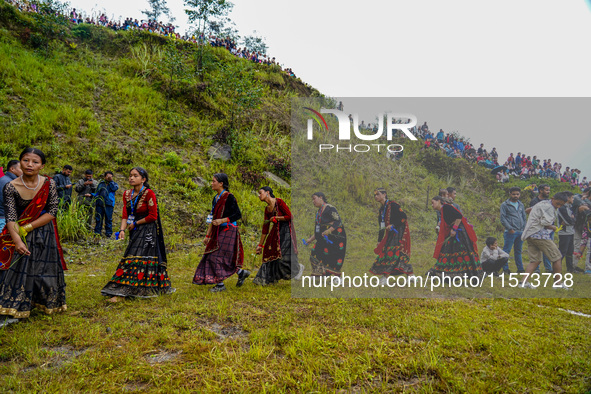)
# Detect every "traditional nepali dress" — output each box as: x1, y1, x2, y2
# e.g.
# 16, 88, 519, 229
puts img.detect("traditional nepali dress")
369, 200, 413, 276
428, 204, 482, 277
101, 188, 173, 298
193, 192, 244, 284
310, 204, 346, 276
0, 178, 67, 318
253, 198, 299, 285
